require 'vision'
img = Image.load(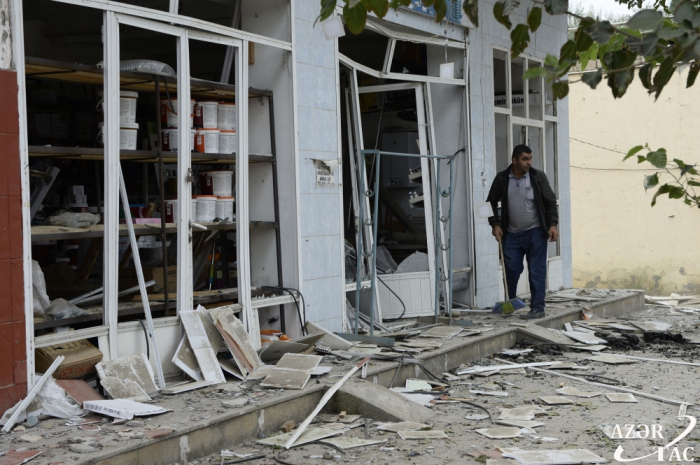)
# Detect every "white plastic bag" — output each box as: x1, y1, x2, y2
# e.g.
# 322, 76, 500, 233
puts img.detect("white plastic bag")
32, 260, 50, 317
48, 298, 88, 319
36, 376, 84, 419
